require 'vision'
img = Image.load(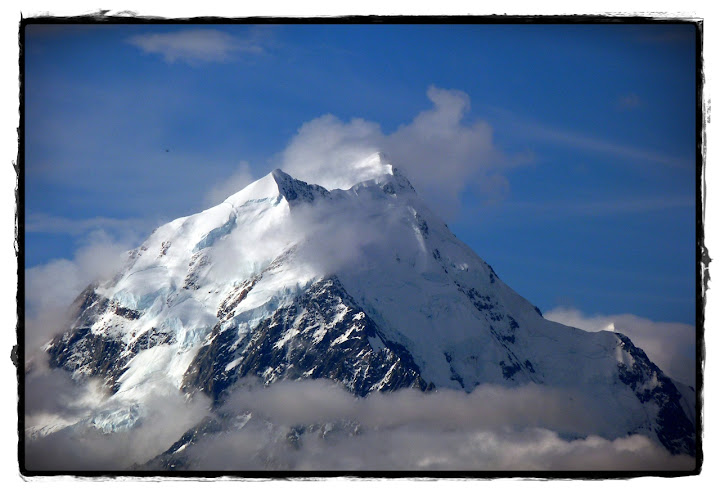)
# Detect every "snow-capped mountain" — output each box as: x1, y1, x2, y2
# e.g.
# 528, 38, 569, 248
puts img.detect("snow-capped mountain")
37, 153, 696, 466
